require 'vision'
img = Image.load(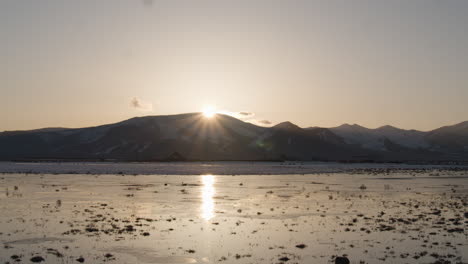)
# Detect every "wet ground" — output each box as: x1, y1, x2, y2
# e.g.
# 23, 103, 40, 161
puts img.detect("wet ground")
0, 169, 467, 263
